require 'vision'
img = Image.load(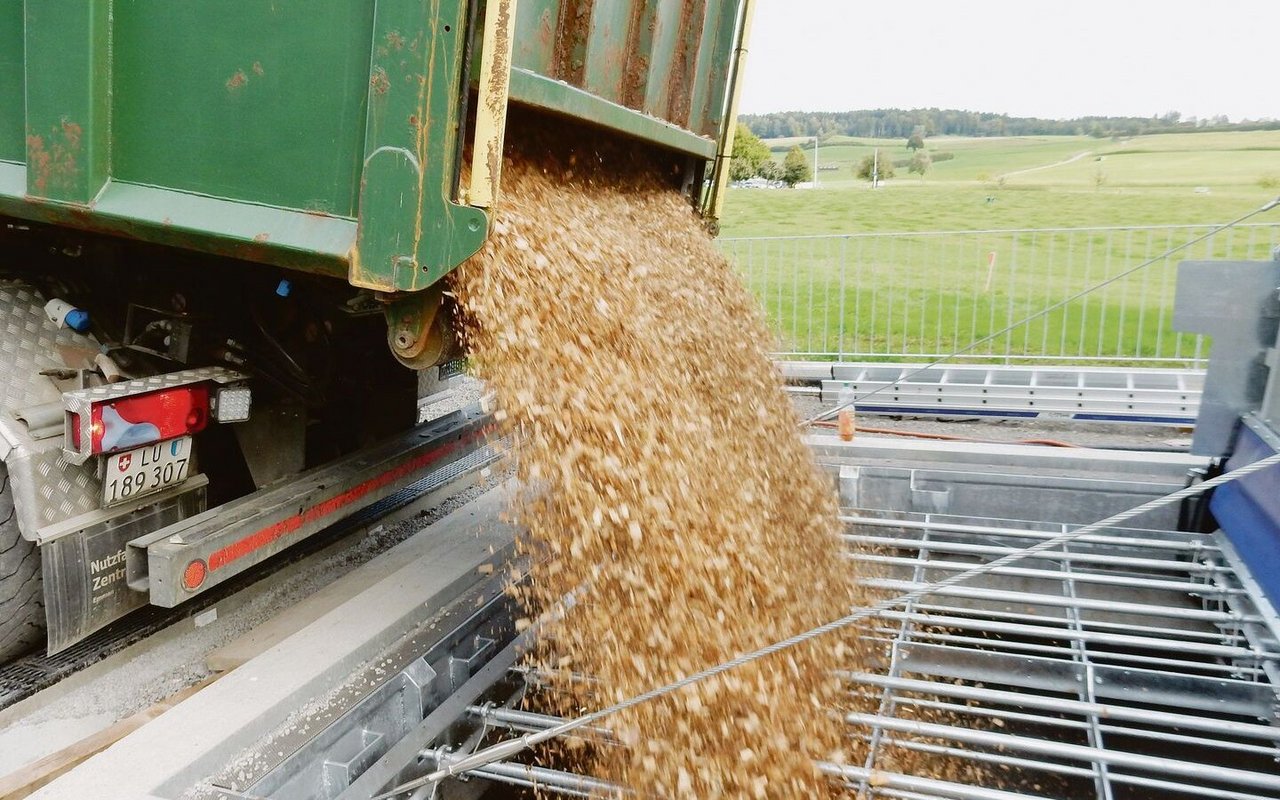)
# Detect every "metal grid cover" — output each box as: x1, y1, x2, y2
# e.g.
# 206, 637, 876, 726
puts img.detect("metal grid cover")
423, 508, 1280, 800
